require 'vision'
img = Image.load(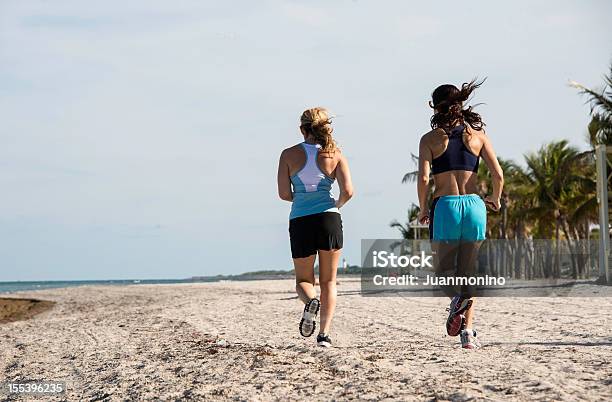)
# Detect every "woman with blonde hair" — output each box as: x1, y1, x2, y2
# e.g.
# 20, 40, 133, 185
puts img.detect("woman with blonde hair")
277, 107, 353, 347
